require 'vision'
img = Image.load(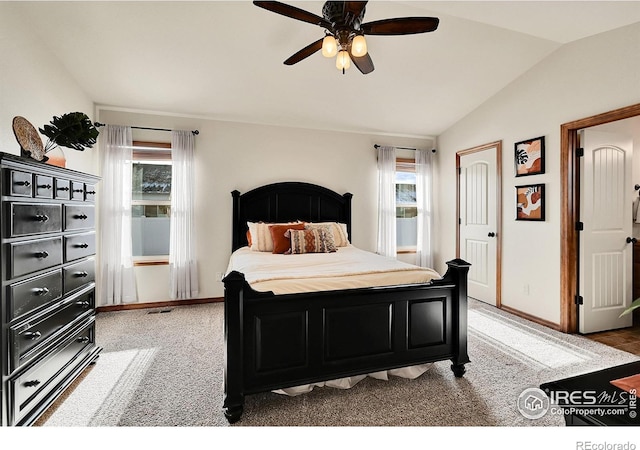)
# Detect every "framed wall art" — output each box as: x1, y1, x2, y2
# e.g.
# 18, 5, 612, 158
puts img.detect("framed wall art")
514, 136, 545, 176
516, 183, 545, 221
